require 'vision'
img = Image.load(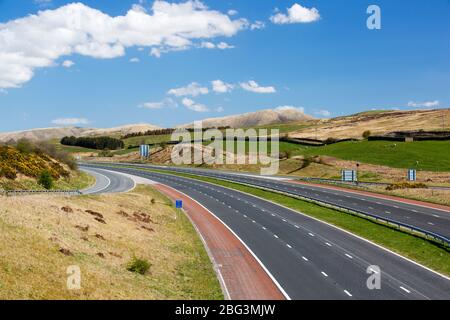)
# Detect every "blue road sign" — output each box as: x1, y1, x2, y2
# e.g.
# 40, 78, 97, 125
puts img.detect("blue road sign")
407, 169, 417, 181
140, 145, 150, 158
341, 170, 357, 182
175, 200, 183, 209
